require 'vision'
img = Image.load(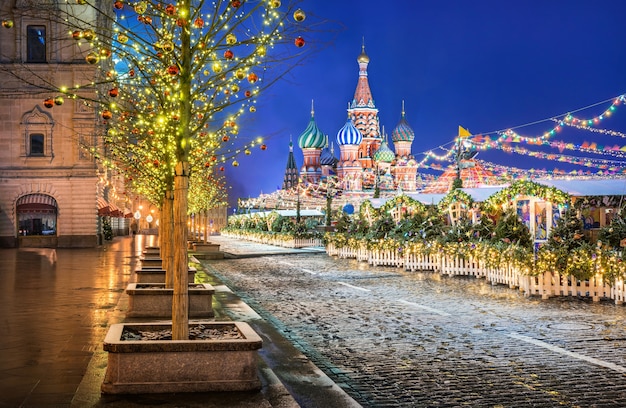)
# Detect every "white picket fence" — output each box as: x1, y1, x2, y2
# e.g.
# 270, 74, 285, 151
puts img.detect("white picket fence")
221, 231, 323, 249
326, 243, 625, 304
